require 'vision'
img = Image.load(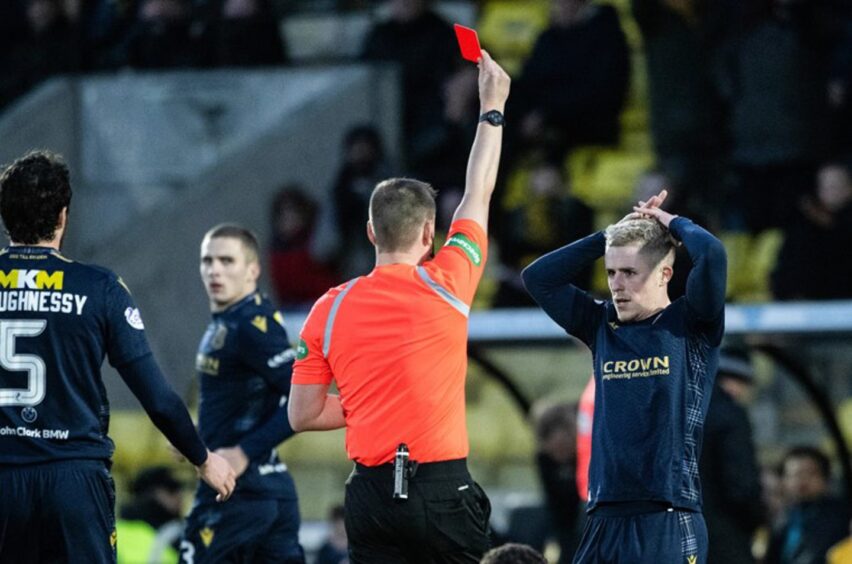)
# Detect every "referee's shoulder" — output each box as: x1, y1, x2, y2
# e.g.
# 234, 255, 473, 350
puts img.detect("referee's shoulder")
305, 278, 360, 318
